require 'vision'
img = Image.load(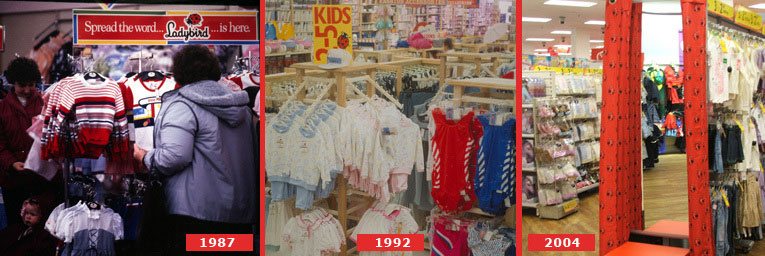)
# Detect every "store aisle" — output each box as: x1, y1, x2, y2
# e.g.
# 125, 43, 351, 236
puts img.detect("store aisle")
522, 194, 599, 256
643, 154, 689, 228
